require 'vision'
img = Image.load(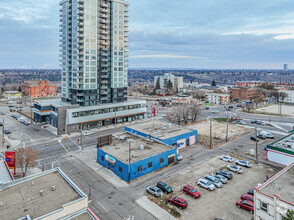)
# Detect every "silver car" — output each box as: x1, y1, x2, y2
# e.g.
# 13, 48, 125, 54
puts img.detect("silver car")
214, 174, 228, 184
197, 178, 215, 191
204, 175, 222, 188
236, 160, 251, 168
220, 155, 233, 162
227, 164, 243, 174
146, 186, 163, 197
